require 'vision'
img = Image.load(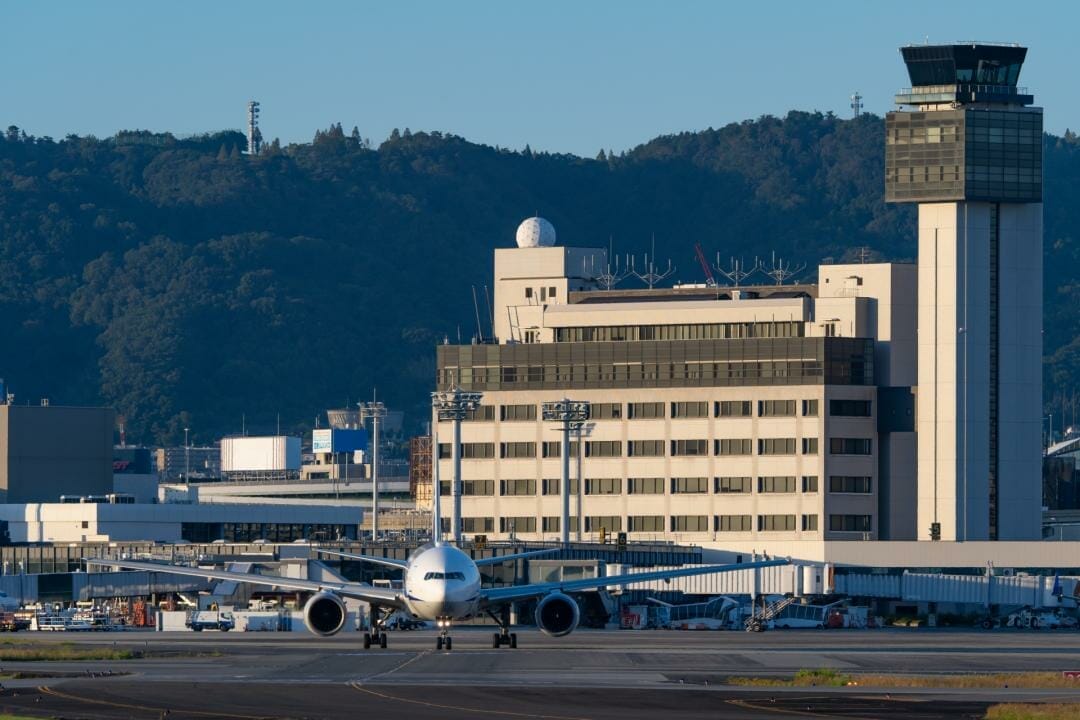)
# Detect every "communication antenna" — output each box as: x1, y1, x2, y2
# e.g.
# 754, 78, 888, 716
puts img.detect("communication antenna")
850, 91, 863, 118
483, 285, 495, 338
471, 286, 485, 343
715, 256, 762, 287
858, 246, 872, 264
585, 237, 632, 290
764, 251, 806, 285
246, 101, 263, 155
632, 235, 676, 290
117, 415, 127, 448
